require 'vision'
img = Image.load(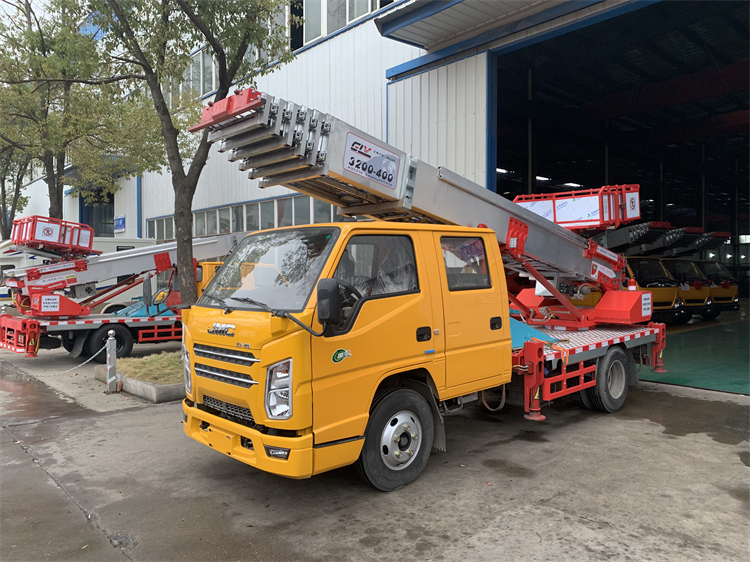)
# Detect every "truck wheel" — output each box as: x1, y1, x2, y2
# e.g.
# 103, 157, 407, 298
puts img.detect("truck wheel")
61, 334, 75, 353
102, 304, 126, 315
671, 310, 692, 324
355, 388, 434, 492
590, 347, 629, 413
571, 388, 594, 410
700, 309, 721, 321
86, 325, 134, 364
